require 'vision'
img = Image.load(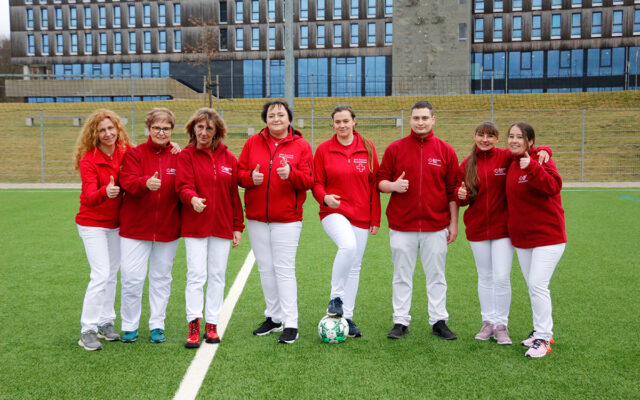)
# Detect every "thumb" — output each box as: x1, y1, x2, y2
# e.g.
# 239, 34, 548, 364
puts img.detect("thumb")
523, 151, 530, 158
254, 164, 260, 172
152, 171, 159, 179
109, 176, 115, 185
461, 181, 466, 189
201, 198, 206, 203
399, 171, 405, 180
334, 195, 341, 199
